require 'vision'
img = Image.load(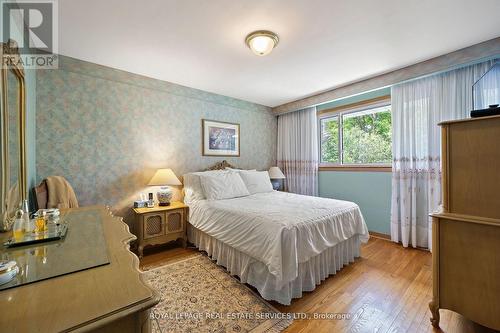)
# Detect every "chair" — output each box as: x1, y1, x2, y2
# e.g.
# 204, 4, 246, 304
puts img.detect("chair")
33, 176, 79, 210
33, 180, 48, 210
